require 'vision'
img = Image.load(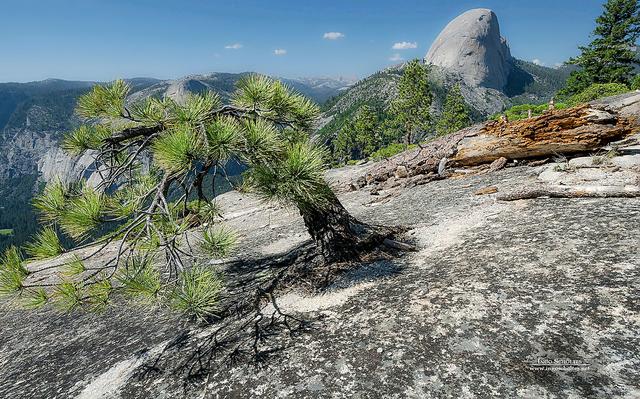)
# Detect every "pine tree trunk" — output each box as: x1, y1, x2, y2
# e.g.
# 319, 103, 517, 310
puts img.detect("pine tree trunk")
404, 124, 413, 146
299, 191, 386, 263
